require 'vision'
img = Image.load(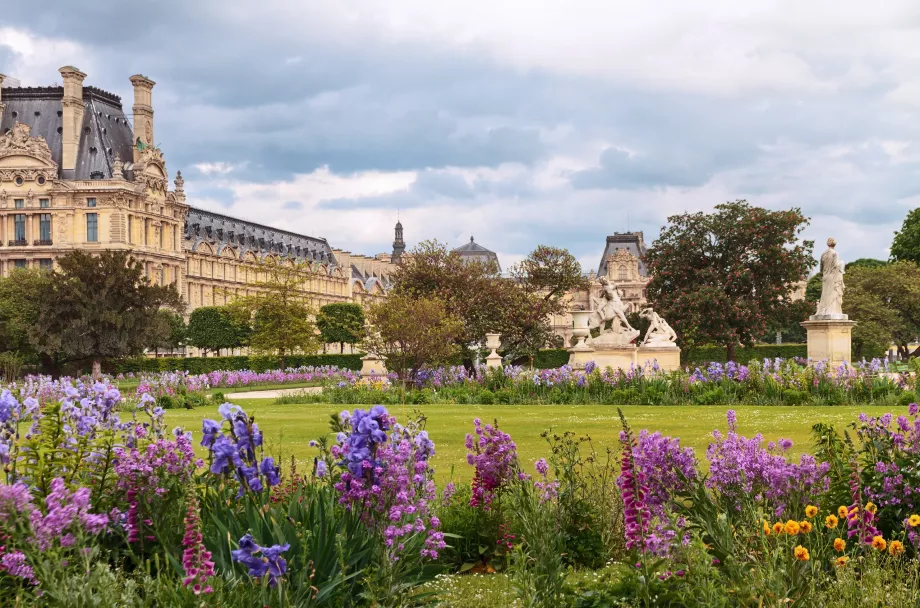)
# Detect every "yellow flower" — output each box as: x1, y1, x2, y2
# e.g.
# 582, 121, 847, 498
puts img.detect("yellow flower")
865, 502, 877, 515
889, 540, 905, 556
805, 505, 818, 518
871, 536, 887, 551
838, 505, 848, 518
833, 538, 846, 552
773, 522, 784, 535
793, 545, 810, 561
835, 556, 849, 567
763, 520, 771, 535
784, 520, 800, 535
908, 514, 920, 528
799, 520, 812, 534
825, 515, 839, 529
